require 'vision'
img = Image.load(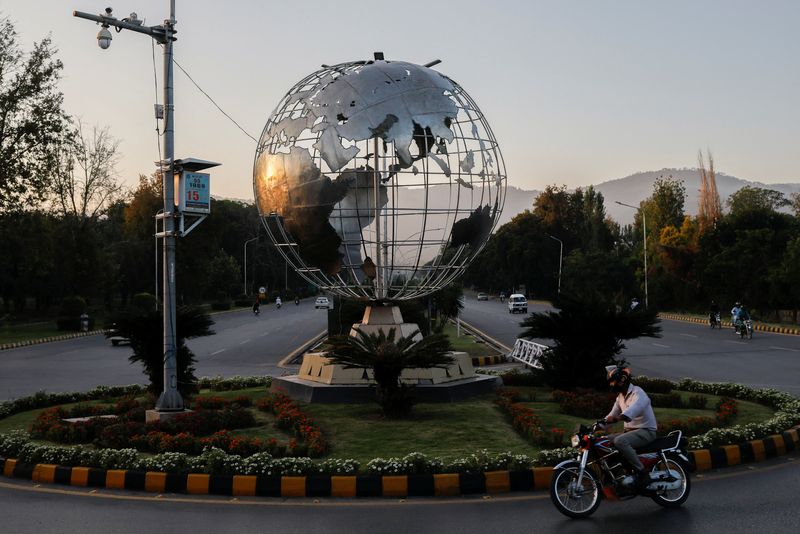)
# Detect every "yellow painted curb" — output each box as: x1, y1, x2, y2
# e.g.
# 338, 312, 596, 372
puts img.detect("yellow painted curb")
70, 466, 89, 487
693, 450, 712, 471
331, 476, 356, 498
232, 475, 257, 497
533, 467, 553, 489
433, 473, 460, 496
281, 476, 306, 498
32, 464, 57, 484
749, 440, 766, 462
186, 473, 210, 494
3, 459, 16, 477
769, 434, 787, 456
106, 470, 126, 490
145, 471, 166, 493
484, 470, 510, 494
722, 445, 741, 466
381, 475, 408, 497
